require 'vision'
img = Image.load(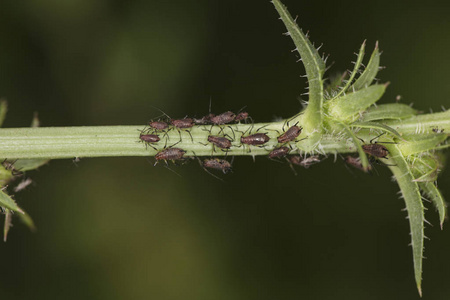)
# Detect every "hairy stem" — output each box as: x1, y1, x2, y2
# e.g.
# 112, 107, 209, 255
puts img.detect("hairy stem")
0, 110, 448, 160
